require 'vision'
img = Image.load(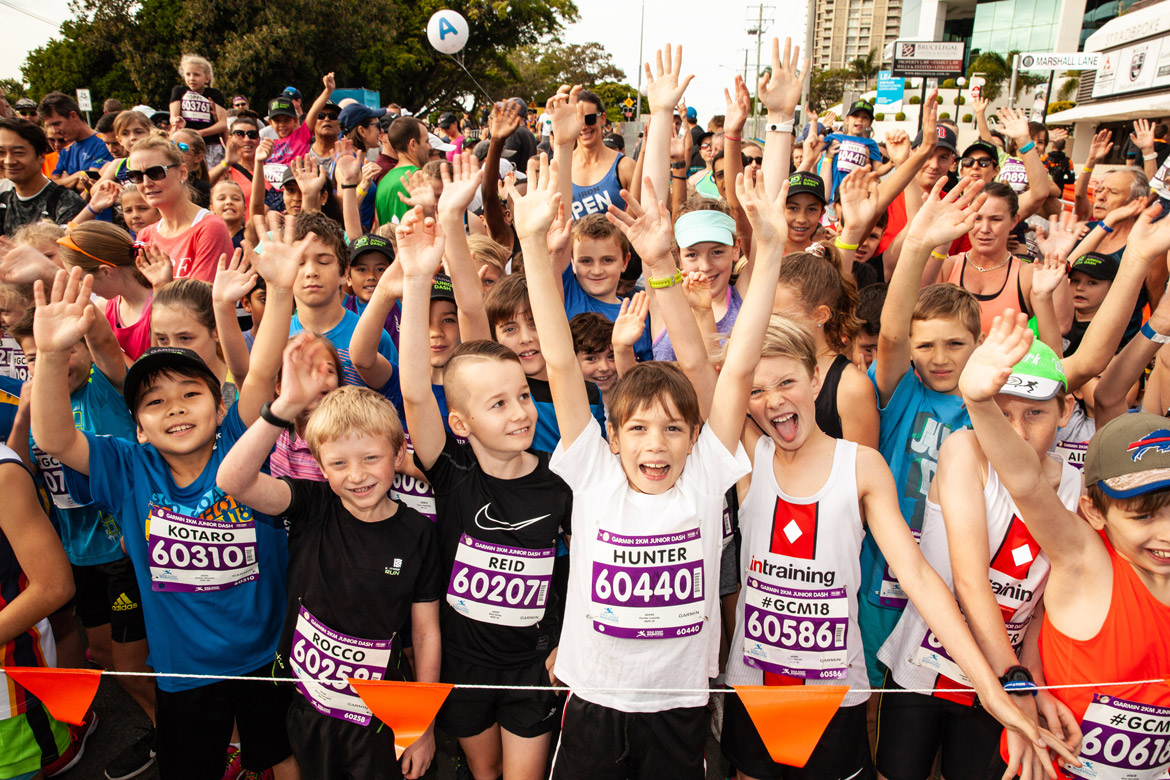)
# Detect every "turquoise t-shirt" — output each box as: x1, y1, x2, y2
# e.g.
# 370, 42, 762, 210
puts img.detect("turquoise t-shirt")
289, 308, 401, 413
